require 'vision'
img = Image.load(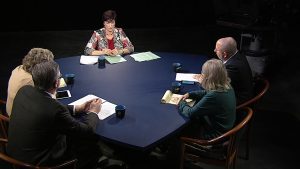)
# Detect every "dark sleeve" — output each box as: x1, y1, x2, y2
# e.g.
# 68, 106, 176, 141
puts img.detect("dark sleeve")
226, 64, 239, 90
55, 104, 99, 137
67, 105, 74, 114
188, 90, 206, 100
226, 56, 254, 104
